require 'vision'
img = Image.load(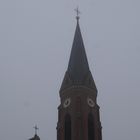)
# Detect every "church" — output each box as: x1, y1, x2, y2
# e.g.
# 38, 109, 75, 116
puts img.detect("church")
29, 11, 102, 140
